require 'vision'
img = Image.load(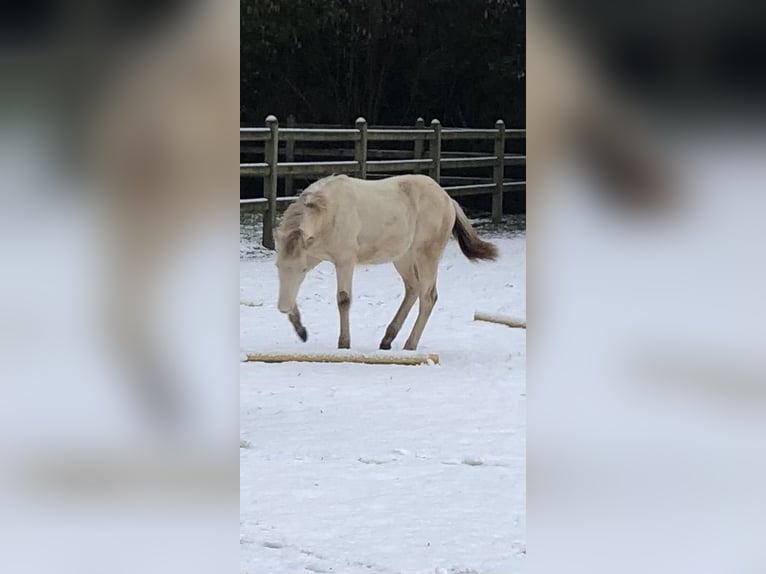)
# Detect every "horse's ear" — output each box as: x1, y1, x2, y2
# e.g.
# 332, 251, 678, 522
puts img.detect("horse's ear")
284, 229, 303, 256
304, 192, 327, 211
